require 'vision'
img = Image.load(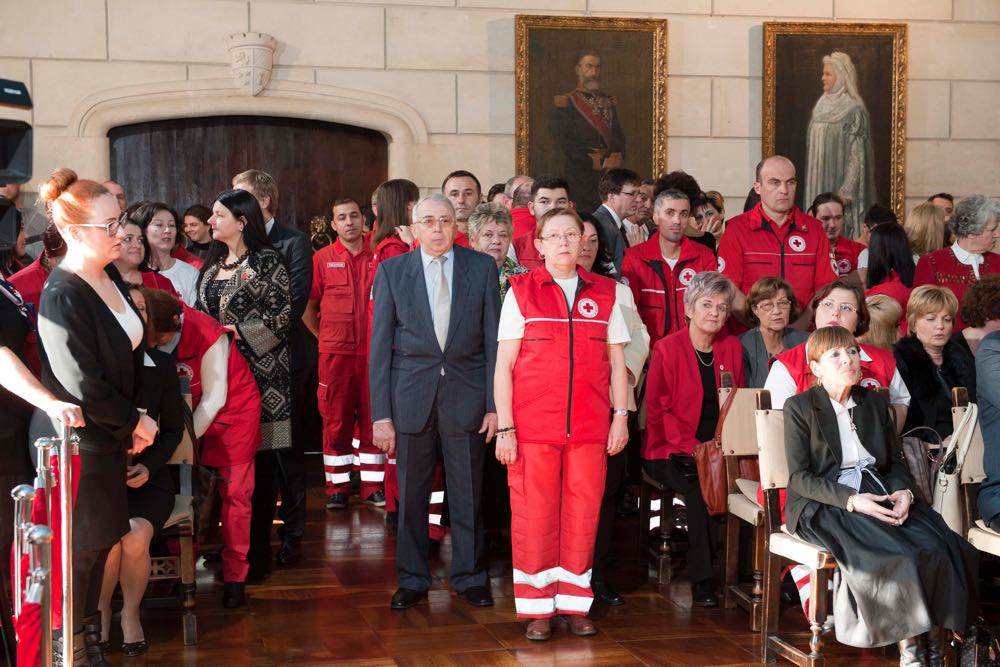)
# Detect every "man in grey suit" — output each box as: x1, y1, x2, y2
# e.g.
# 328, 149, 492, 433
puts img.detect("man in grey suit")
591, 167, 641, 278
370, 193, 501, 610
978, 330, 1000, 531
